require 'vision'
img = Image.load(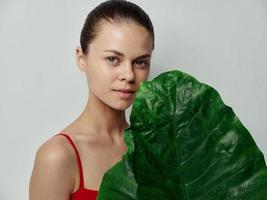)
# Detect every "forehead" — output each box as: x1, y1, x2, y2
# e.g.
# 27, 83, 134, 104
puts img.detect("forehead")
90, 21, 153, 55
